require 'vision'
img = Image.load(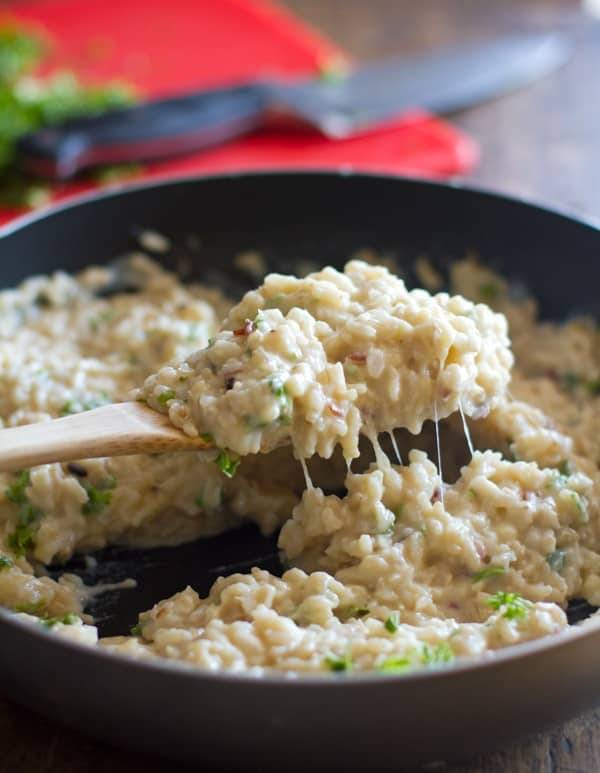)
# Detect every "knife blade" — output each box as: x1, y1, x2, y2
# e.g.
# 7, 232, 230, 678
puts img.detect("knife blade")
17, 33, 569, 180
